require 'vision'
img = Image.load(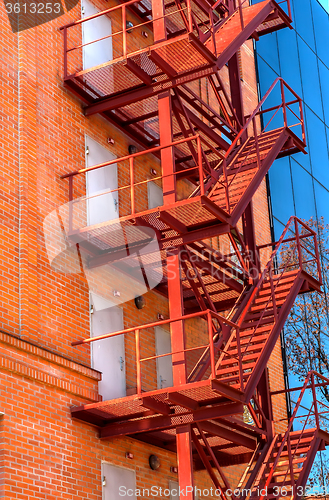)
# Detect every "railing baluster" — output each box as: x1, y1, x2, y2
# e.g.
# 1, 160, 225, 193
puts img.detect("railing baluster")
236, 326, 244, 391
187, 0, 193, 32
238, 0, 244, 30
197, 136, 205, 196
122, 5, 127, 58
281, 78, 287, 128
130, 157, 135, 215
311, 372, 320, 429
208, 312, 216, 379
136, 329, 141, 395
294, 218, 303, 270
252, 116, 261, 170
